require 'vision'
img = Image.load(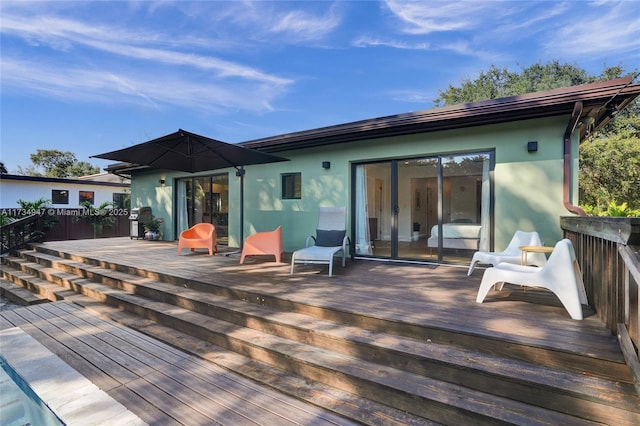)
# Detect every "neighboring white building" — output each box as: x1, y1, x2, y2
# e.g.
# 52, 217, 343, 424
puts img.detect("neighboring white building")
0, 173, 130, 209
